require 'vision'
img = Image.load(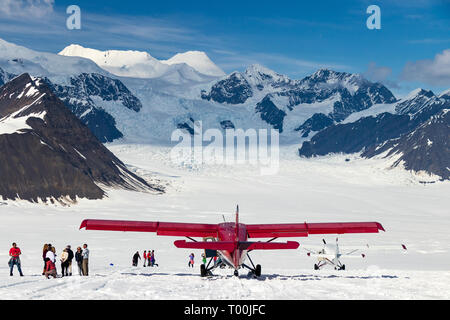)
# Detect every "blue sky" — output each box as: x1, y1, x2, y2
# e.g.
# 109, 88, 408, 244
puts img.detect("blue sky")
0, 0, 449, 96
